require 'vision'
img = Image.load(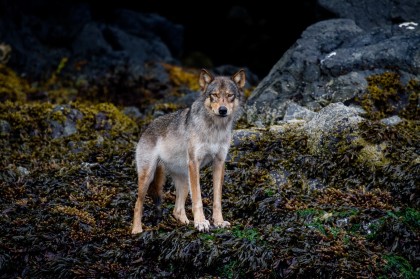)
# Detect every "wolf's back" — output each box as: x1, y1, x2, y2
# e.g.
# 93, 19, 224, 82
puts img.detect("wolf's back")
140, 108, 190, 142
